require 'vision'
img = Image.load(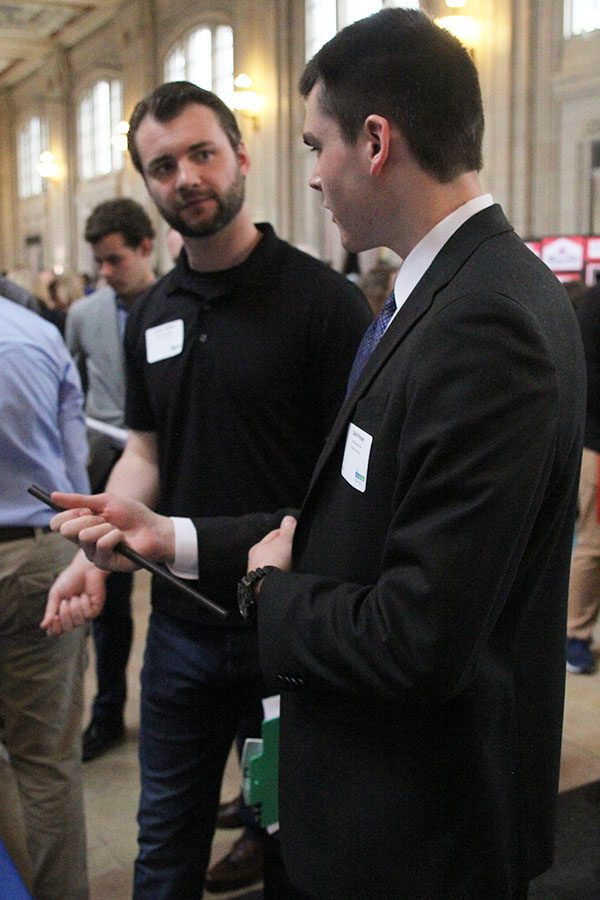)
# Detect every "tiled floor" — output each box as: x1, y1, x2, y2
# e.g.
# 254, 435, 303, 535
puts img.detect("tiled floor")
559, 636, 600, 792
